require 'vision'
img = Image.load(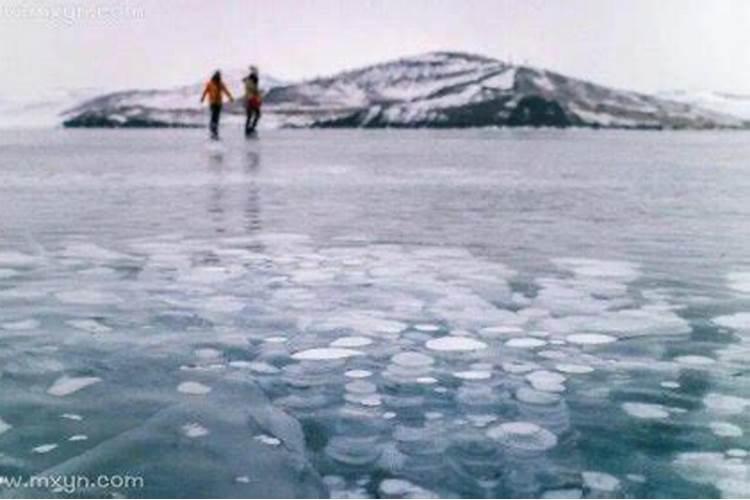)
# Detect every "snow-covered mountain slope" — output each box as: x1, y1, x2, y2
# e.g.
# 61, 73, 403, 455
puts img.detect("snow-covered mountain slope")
63, 52, 744, 129
658, 90, 750, 122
